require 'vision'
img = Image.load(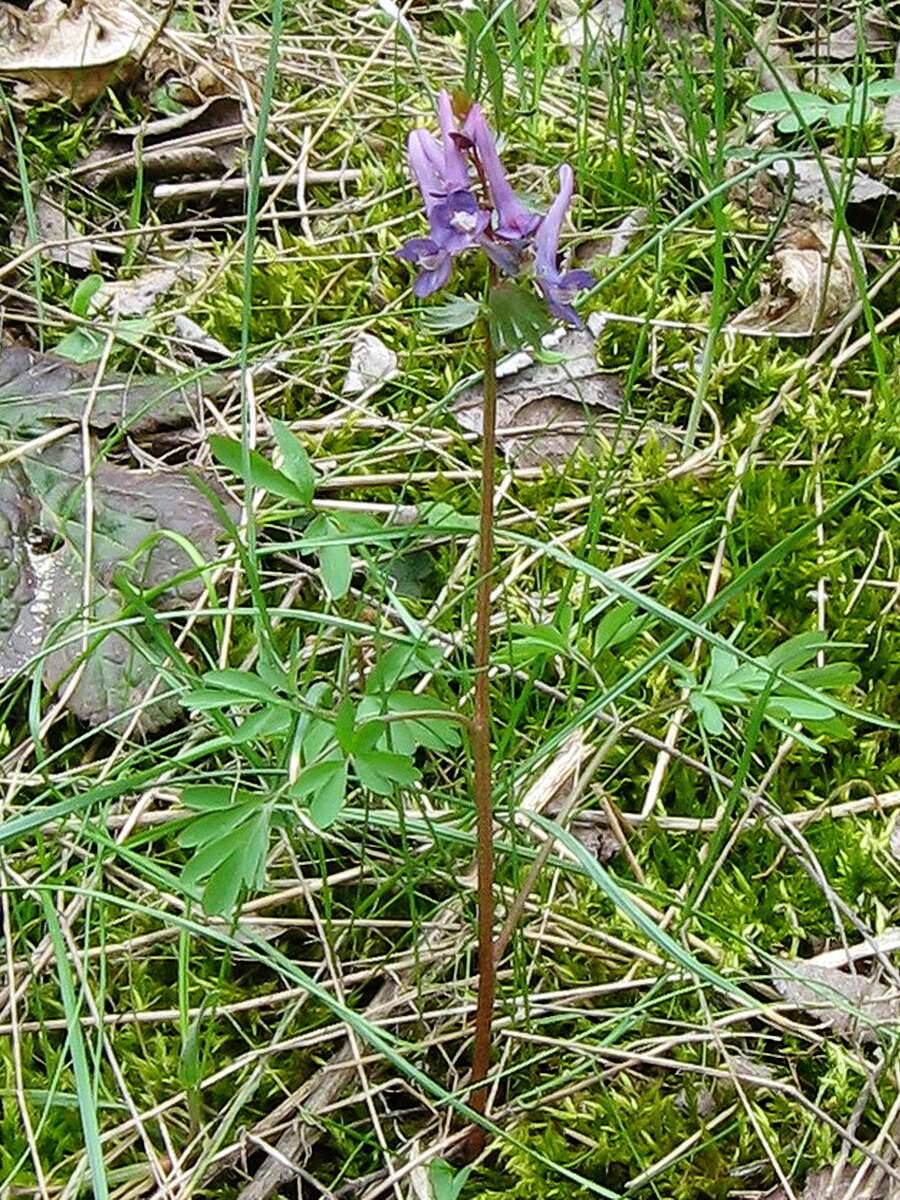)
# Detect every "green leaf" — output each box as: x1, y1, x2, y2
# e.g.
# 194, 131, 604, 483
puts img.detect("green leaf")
200, 848, 244, 915
200, 668, 285, 705
181, 785, 235, 811
179, 805, 270, 915
420, 295, 482, 334
765, 632, 832, 671
868, 80, 900, 99
270, 418, 315, 505
487, 282, 551, 351
430, 1159, 470, 1200
334, 696, 357, 754
828, 71, 853, 97
232, 707, 292, 744
353, 749, 420, 795
356, 691, 461, 755
177, 803, 259, 848
826, 101, 852, 128
768, 695, 835, 723
291, 757, 348, 828
71, 274, 103, 318
309, 763, 348, 828
182, 688, 243, 711
305, 514, 354, 600
691, 693, 725, 736
54, 328, 105, 363
789, 662, 861, 690
209, 435, 307, 503
364, 642, 442, 695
